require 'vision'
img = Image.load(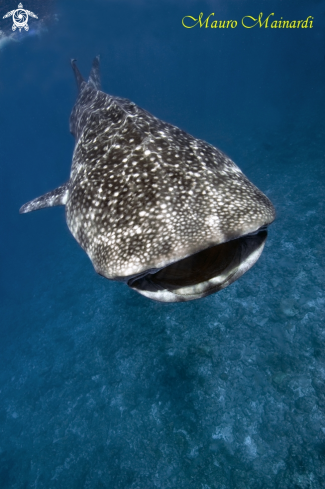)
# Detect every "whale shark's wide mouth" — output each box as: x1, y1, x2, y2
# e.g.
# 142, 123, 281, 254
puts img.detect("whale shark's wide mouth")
128, 228, 268, 302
